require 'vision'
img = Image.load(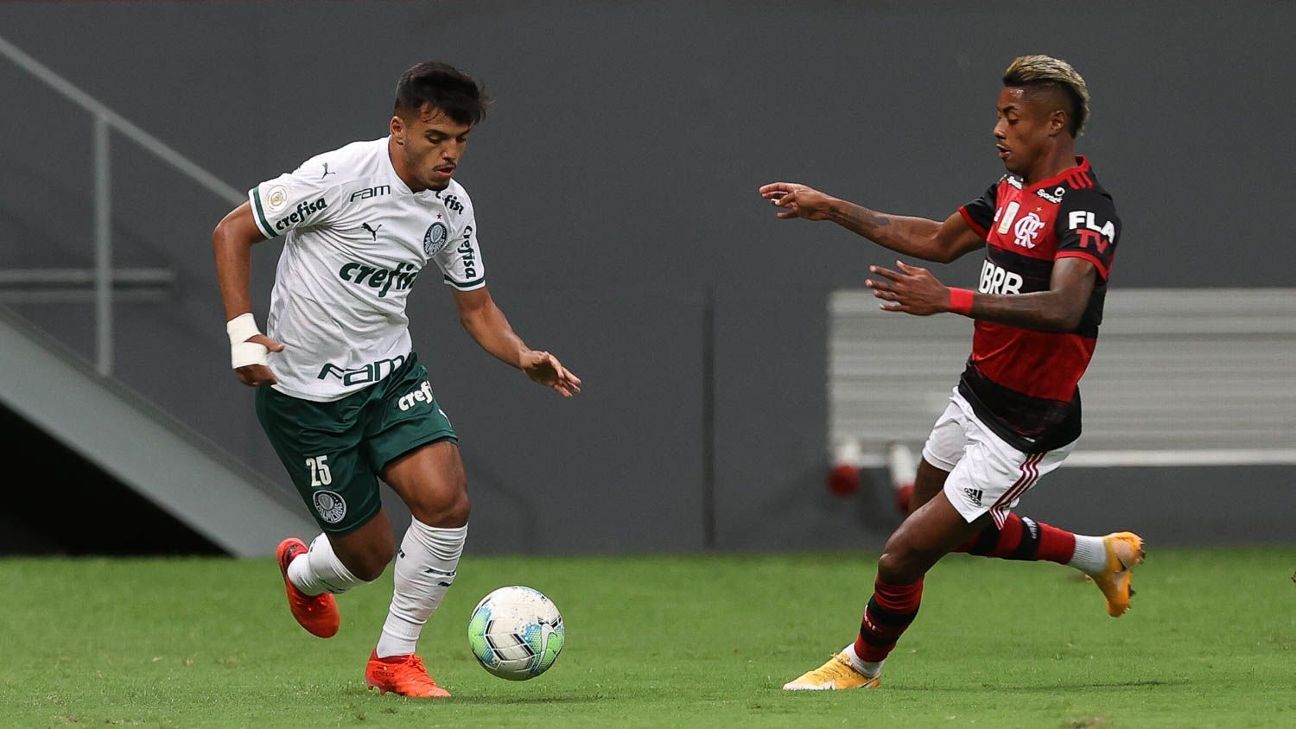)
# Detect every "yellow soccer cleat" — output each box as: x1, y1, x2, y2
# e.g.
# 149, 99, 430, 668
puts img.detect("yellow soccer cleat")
1092, 531, 1145, 617
782, 651, 881, 691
